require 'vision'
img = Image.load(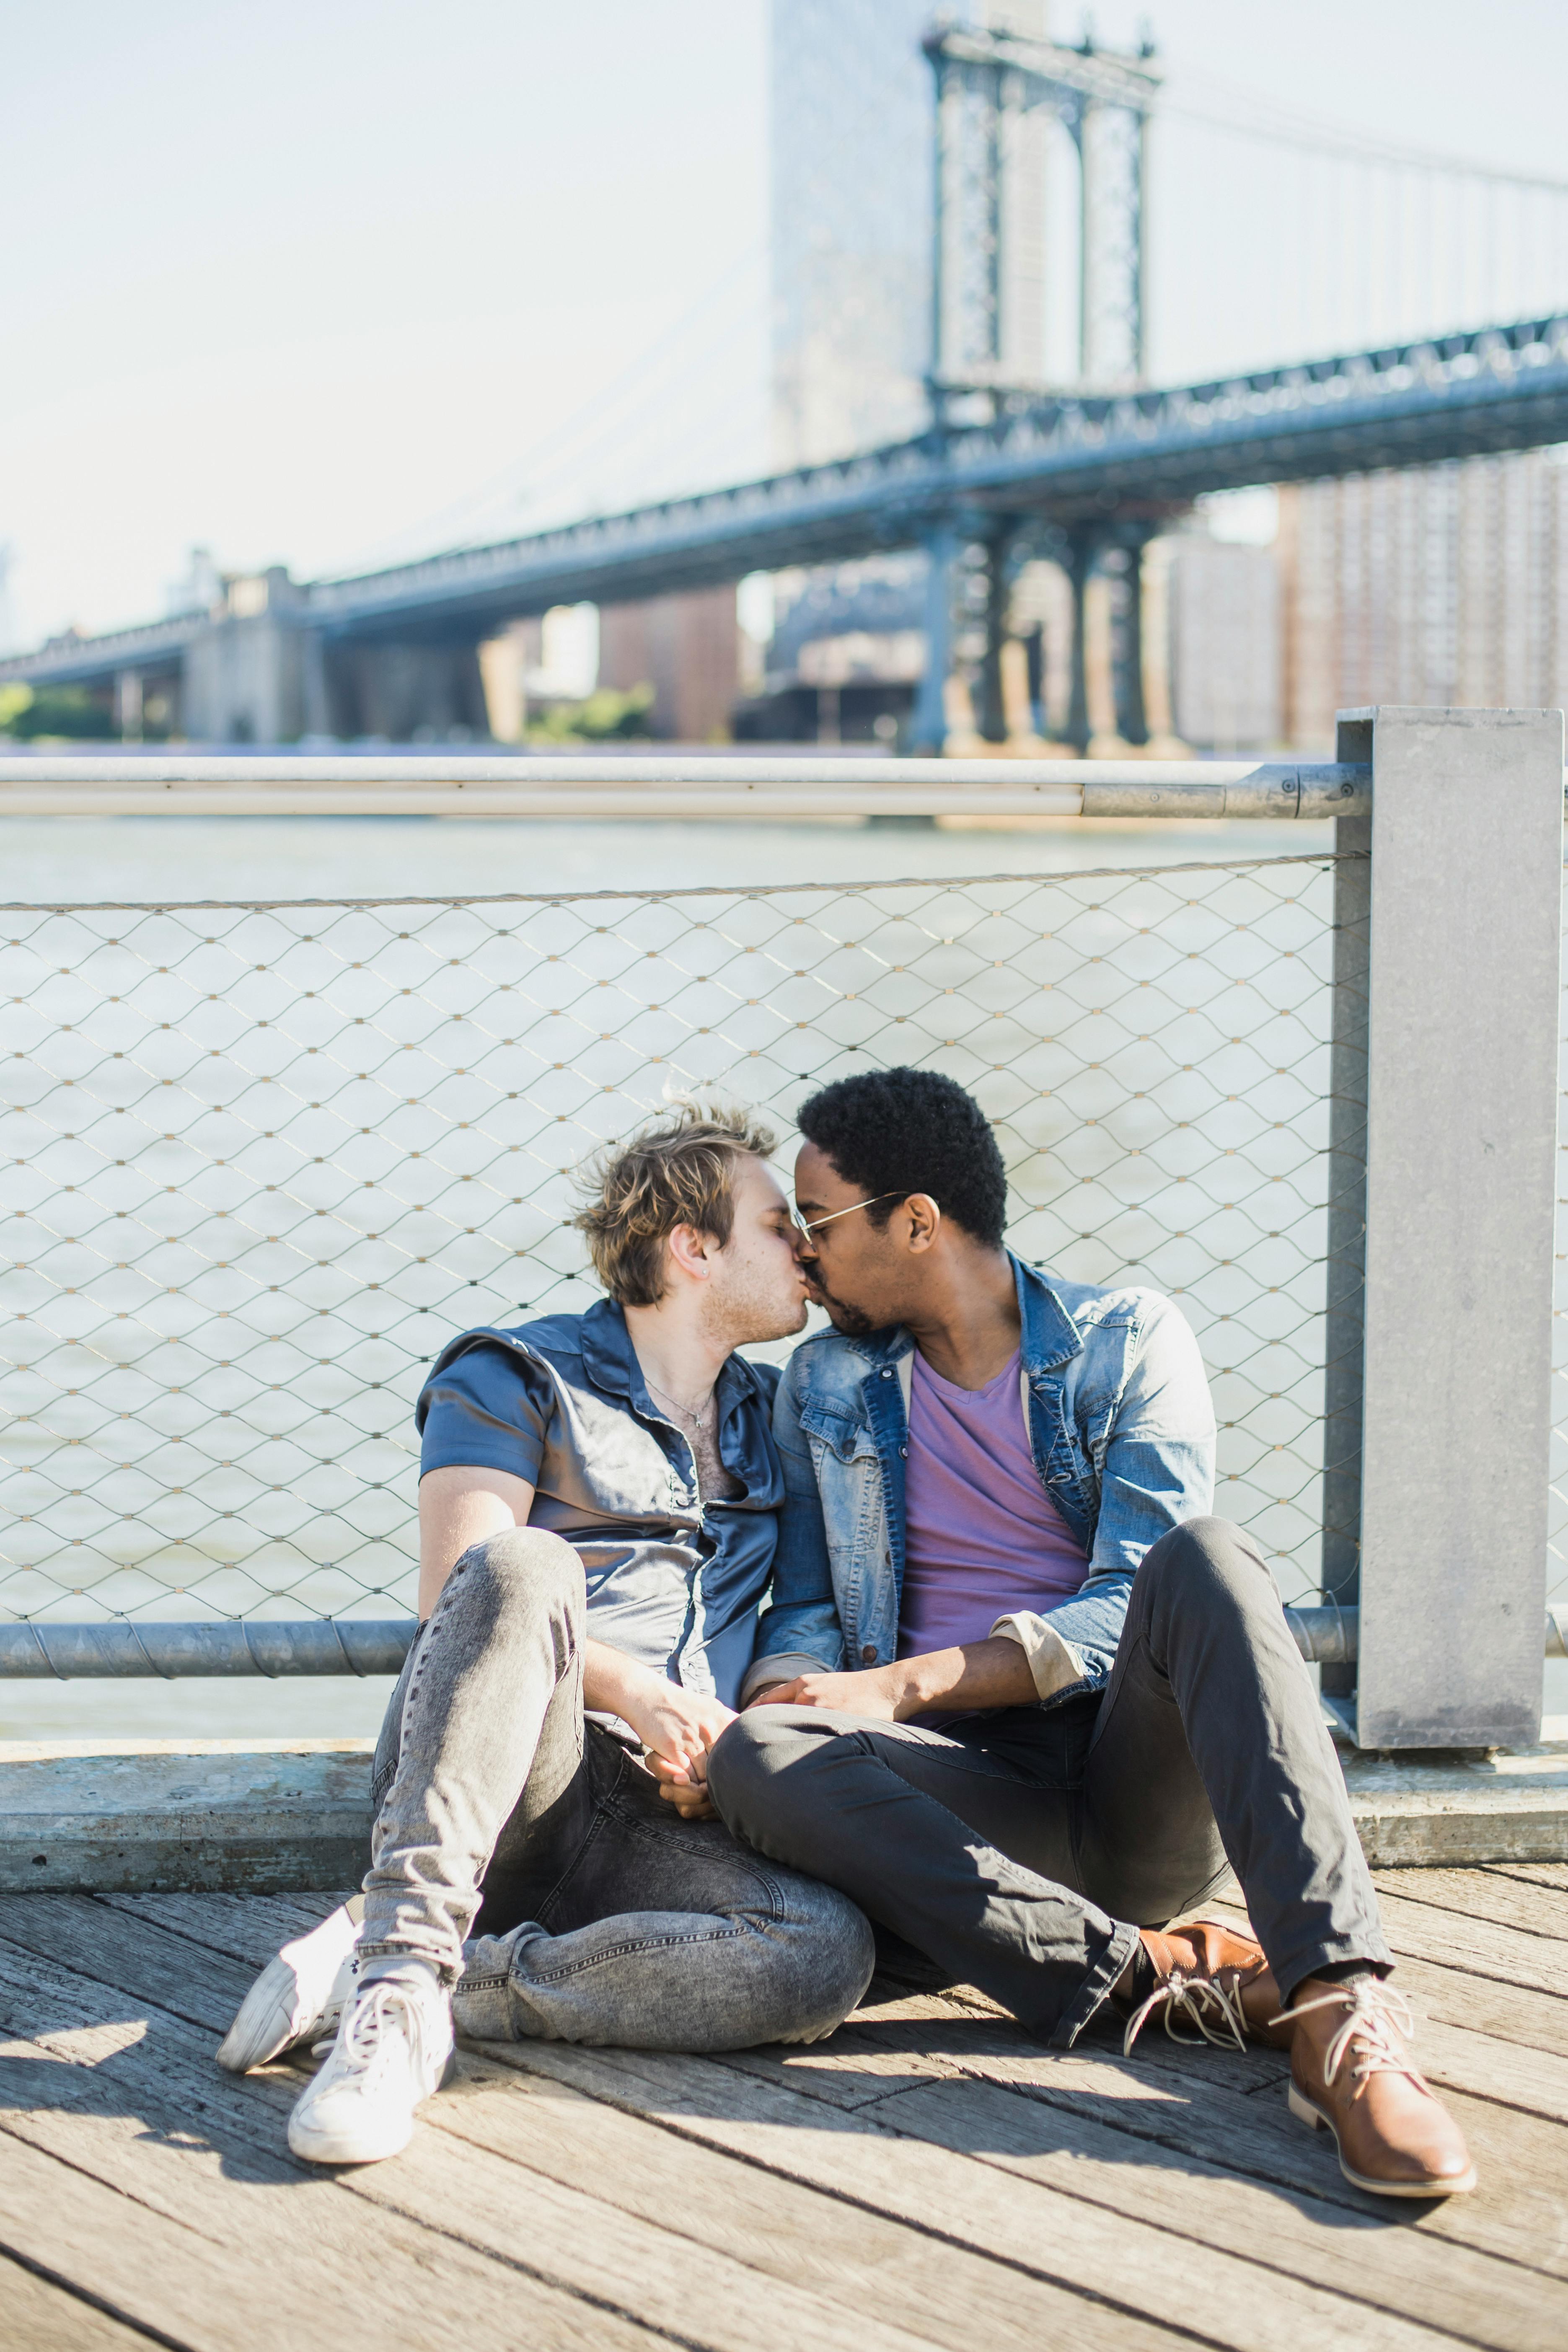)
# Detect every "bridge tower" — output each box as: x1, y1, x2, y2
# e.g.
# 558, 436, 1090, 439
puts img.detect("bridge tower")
913, 7, 1163, 752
